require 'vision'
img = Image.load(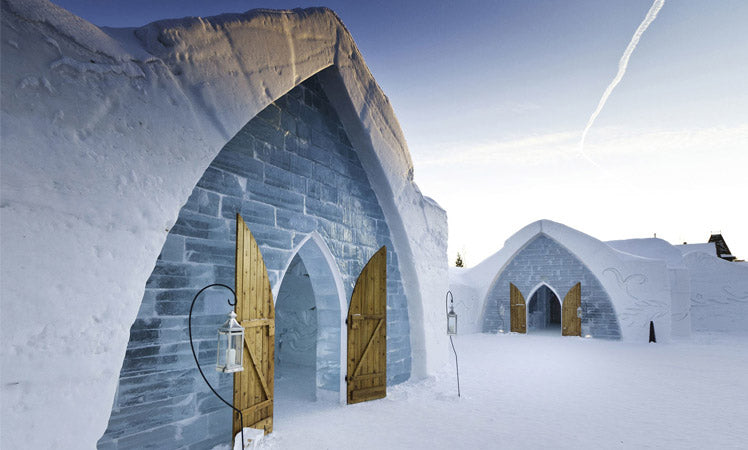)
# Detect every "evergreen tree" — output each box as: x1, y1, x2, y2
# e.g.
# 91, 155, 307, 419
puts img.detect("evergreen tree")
455, 252, 464, 267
